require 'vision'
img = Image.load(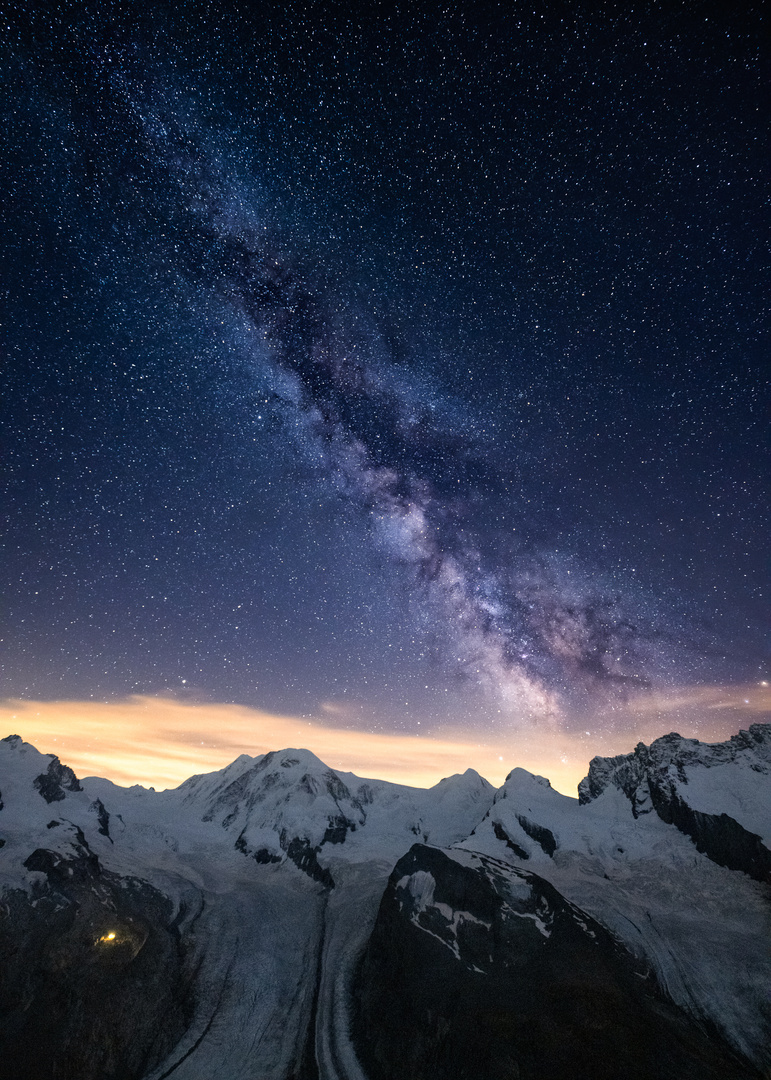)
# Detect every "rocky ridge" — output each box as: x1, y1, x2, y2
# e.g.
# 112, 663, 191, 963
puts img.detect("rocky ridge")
578, 723, 771, 880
